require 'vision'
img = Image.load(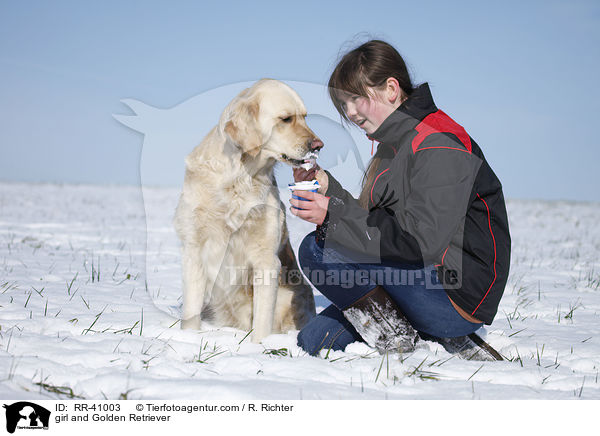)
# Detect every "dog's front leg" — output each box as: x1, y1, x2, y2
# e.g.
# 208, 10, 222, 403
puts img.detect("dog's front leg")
251, 259, 280, 342
181, 246, 207, 330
